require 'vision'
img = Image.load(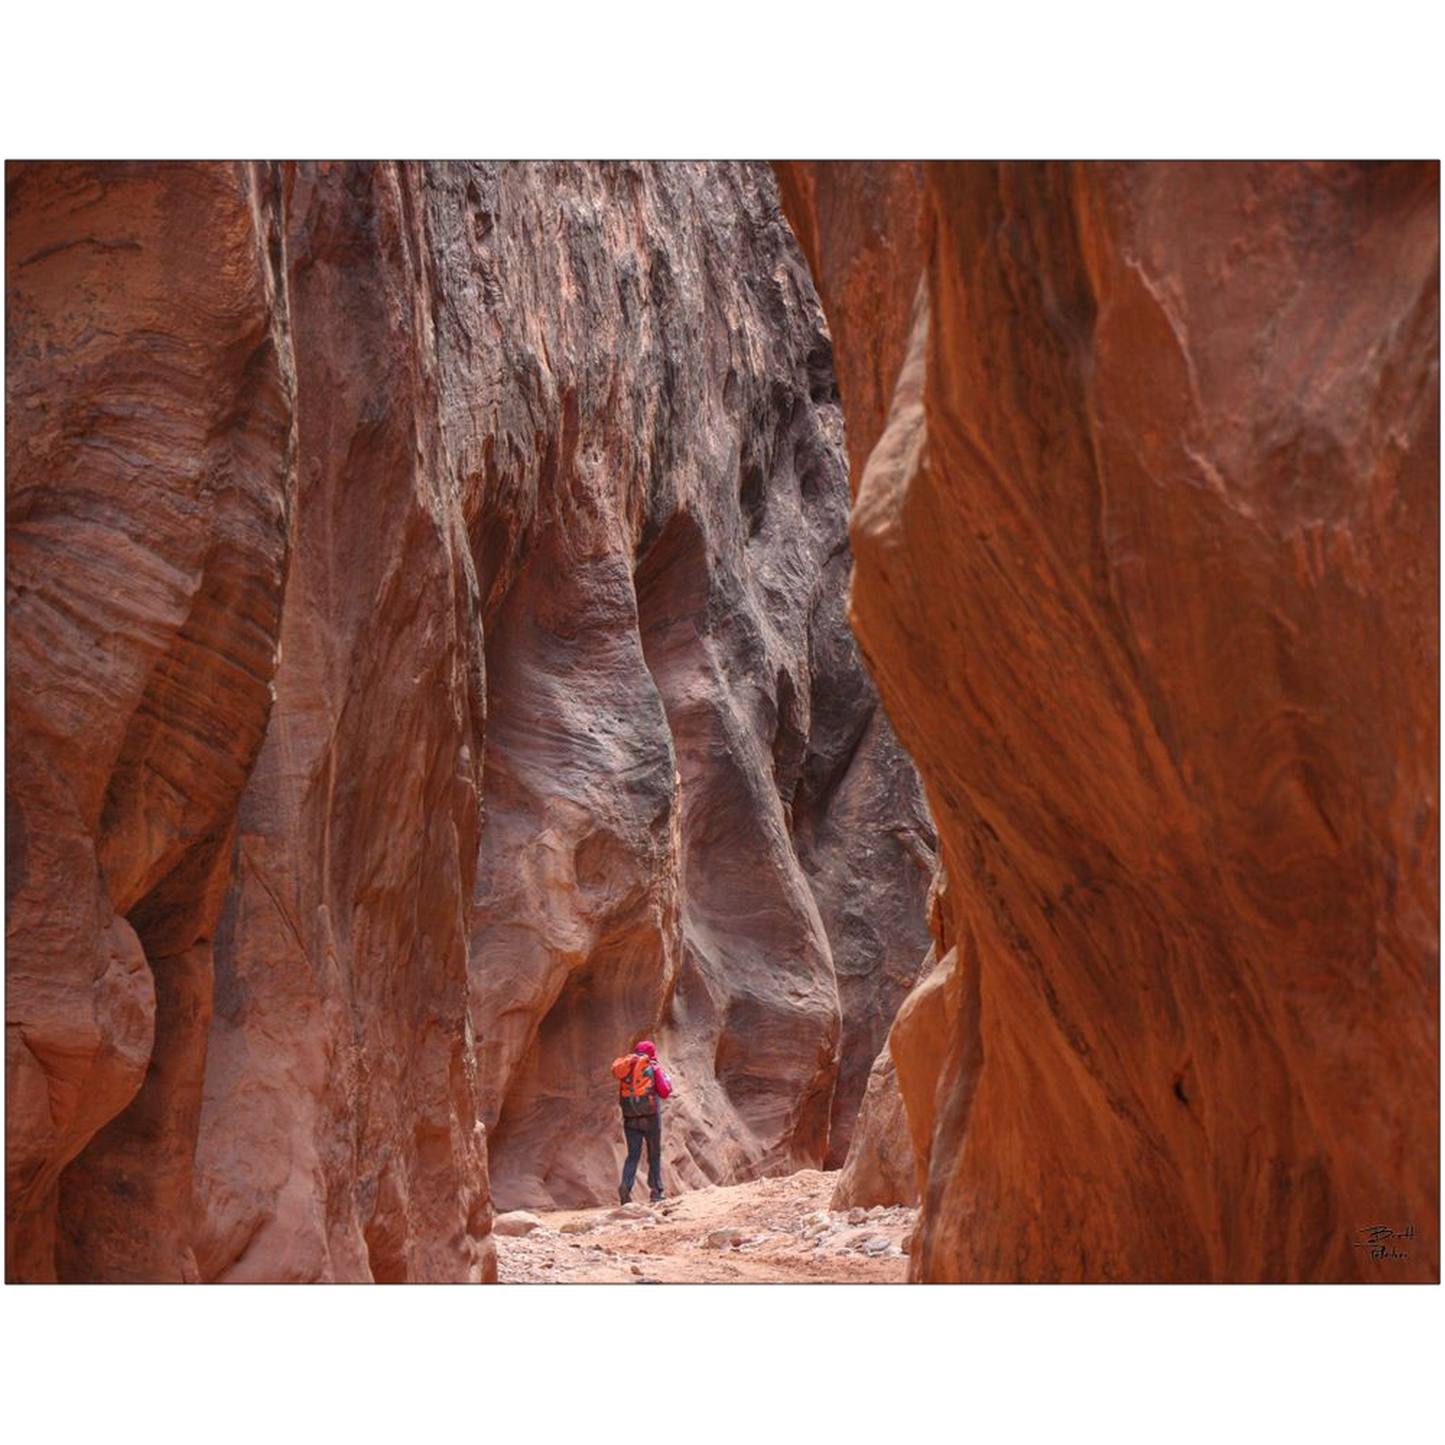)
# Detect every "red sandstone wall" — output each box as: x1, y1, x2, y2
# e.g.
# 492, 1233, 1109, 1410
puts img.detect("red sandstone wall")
7, 162, 296, 1280
6, 161, 931, 1280
780, 160, 1440, 1282
425, 163, 933, 1208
